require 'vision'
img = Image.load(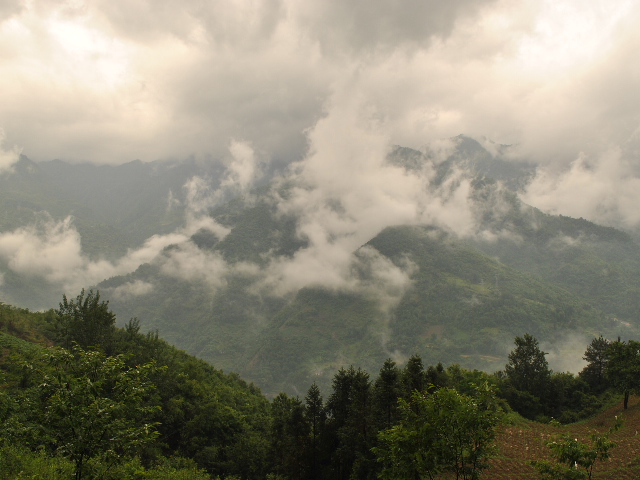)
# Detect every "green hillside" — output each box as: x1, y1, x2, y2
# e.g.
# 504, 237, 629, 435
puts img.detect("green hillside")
2, 297, 640, 479
100, 214, 631, 395
0, 299, 272, 480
